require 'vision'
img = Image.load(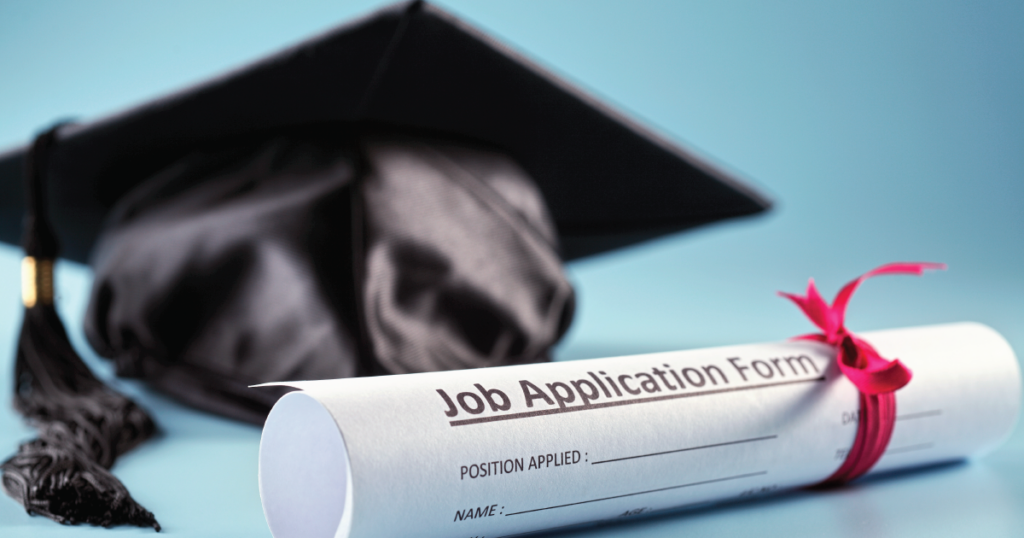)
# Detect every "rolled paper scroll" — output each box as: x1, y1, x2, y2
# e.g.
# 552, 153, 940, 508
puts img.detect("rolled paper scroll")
257, 323, 1020, 538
